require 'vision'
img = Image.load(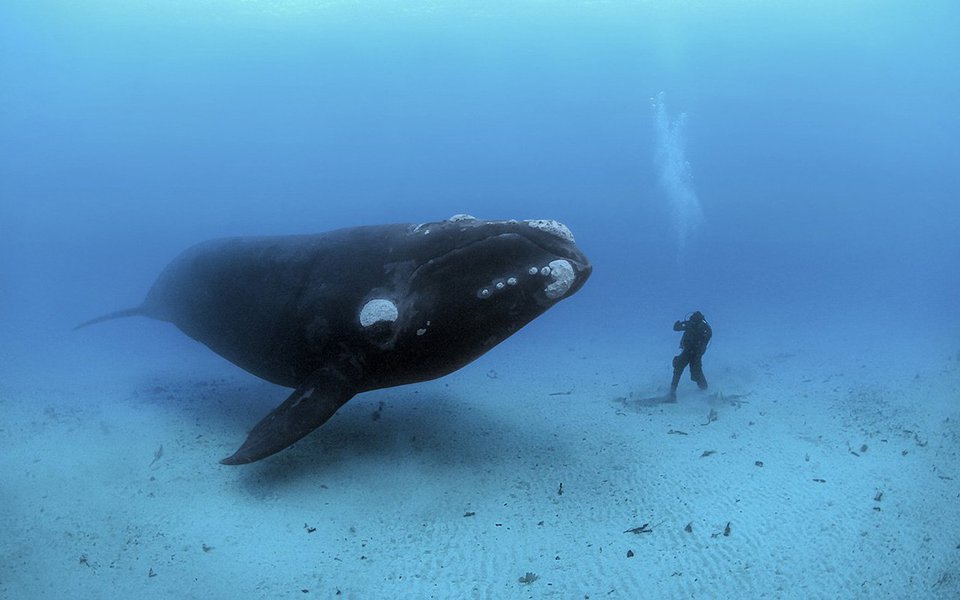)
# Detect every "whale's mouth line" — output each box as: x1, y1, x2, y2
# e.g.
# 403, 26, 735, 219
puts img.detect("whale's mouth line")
408, 234, 500, 281
410, 232, 586, 282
